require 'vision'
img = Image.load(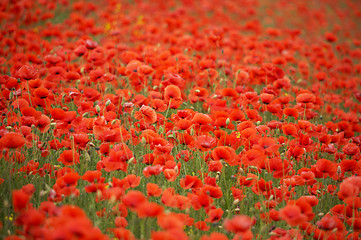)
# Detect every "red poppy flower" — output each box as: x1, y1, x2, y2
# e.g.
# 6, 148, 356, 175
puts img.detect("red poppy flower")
157, 212, 187, 230
221, 88, 238, 98
16, 65, 39, 80
242, 149, 265, 167
195, 221, 210, 231
325, 32, 337, 42
194, 191, 213, 209
57, 150, 80, 166
193, 113, 212, 125
340, 159, 359, 174
254, 137, 279, 155
163, 168, 180, 182
284, 107, 299, 119
282, 123, 298, 137
200, 232, 228, 240
164, 85, 182, 101
134, 105, 157, 124
143, 165, 163, 178
344, 197, 361, 209
319, 134, 331, 144
114, 217, 128, 228
122, 190, 146, 210
260, 93, 274, 104
208, 160, 223, 172
136, 201, 164, 218
175, 119, 192, 130
347, 217, 361, 231
194, 135, 217, 151
38, 115, 51, 133
189, 87, 209, 103
50, 108, 66, 121
279, 204, 307, 227
205, 208, 224, 222
33, 87, 49, 99
296, 93, 316, 104
340, 183, 359, 200
343, 143, 360, 156
224, 215, 254, 233
102, 146, 133, 172
151, 99, 168, 112
0, 132, 25, 149
180, 175, 203, 190
147, 183, 162, 197
63, 172, 80, 186
315, 158, 337, 178
229, 109, 246, 122
12, 189, 31, 212
245, 109, 262, 122
211, 146, 238, 166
